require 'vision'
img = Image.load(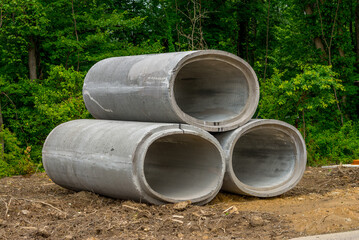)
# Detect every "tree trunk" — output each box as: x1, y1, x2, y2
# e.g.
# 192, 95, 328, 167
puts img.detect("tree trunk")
72, 0, 80, 71
263, 0, 271, 82
355, 0, 359, 61
305, 5, 326, 57
302, 110, 306, 140
245, 29, 249, 63
305, 4, 313, 15
314, 37, 326, 53
0, 6, 3, 28
350, 0, 354, 48
28, 37, 37, 80
236, 0, 248, 58
237, 20, 248, 58
338, 48, 345, 57
338, 27, 345, 57
251, 20, 257, 65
